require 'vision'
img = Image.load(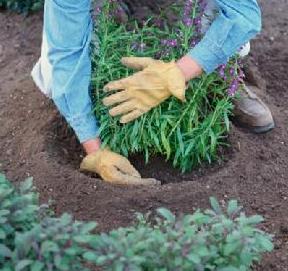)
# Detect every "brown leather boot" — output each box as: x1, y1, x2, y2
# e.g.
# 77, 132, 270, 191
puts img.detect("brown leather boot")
232, 85, 275, 133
